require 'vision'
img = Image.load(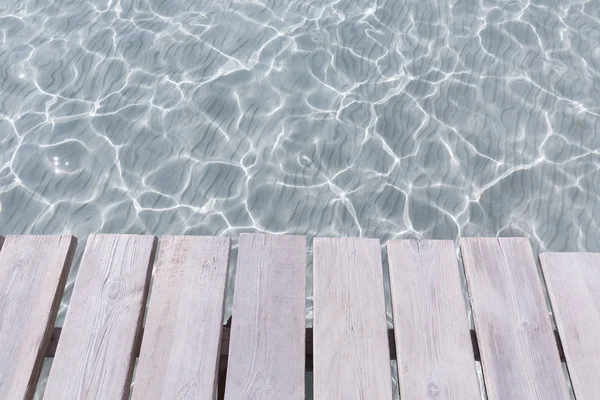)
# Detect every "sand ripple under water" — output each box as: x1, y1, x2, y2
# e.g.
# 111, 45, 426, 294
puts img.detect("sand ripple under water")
1, 0, 600, 393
